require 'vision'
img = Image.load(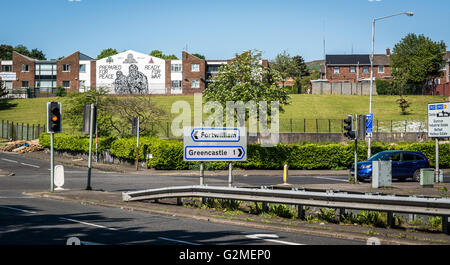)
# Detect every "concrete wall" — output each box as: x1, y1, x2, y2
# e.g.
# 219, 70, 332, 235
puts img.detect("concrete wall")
248, 132, 429, 144
311, 81, 378, 96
